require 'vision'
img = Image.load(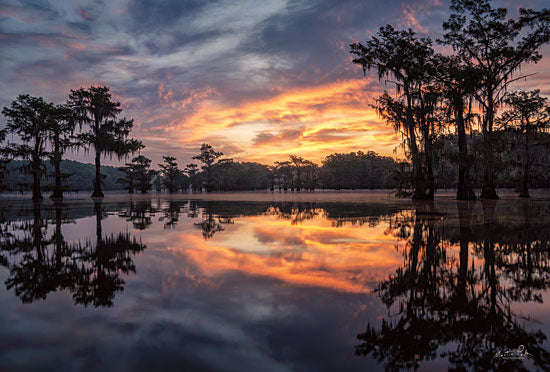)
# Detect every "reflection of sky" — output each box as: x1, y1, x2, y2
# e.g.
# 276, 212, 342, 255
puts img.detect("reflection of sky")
0, 202, 399, 371
1, 197, 550, 371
